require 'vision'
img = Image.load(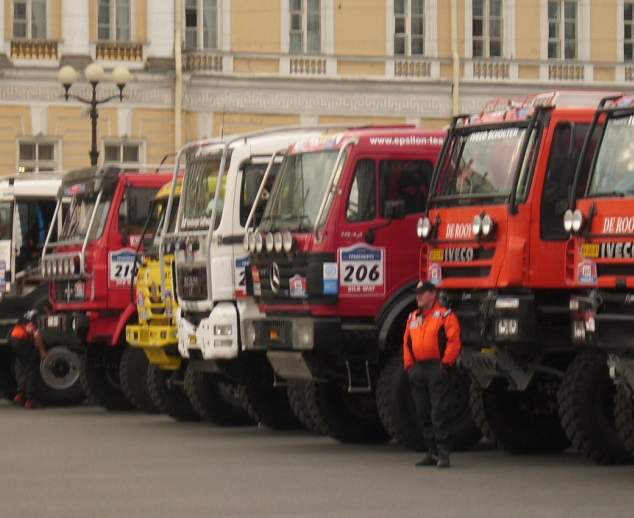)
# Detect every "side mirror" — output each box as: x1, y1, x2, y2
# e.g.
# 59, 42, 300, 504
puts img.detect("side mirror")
384, 200, 406, 220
